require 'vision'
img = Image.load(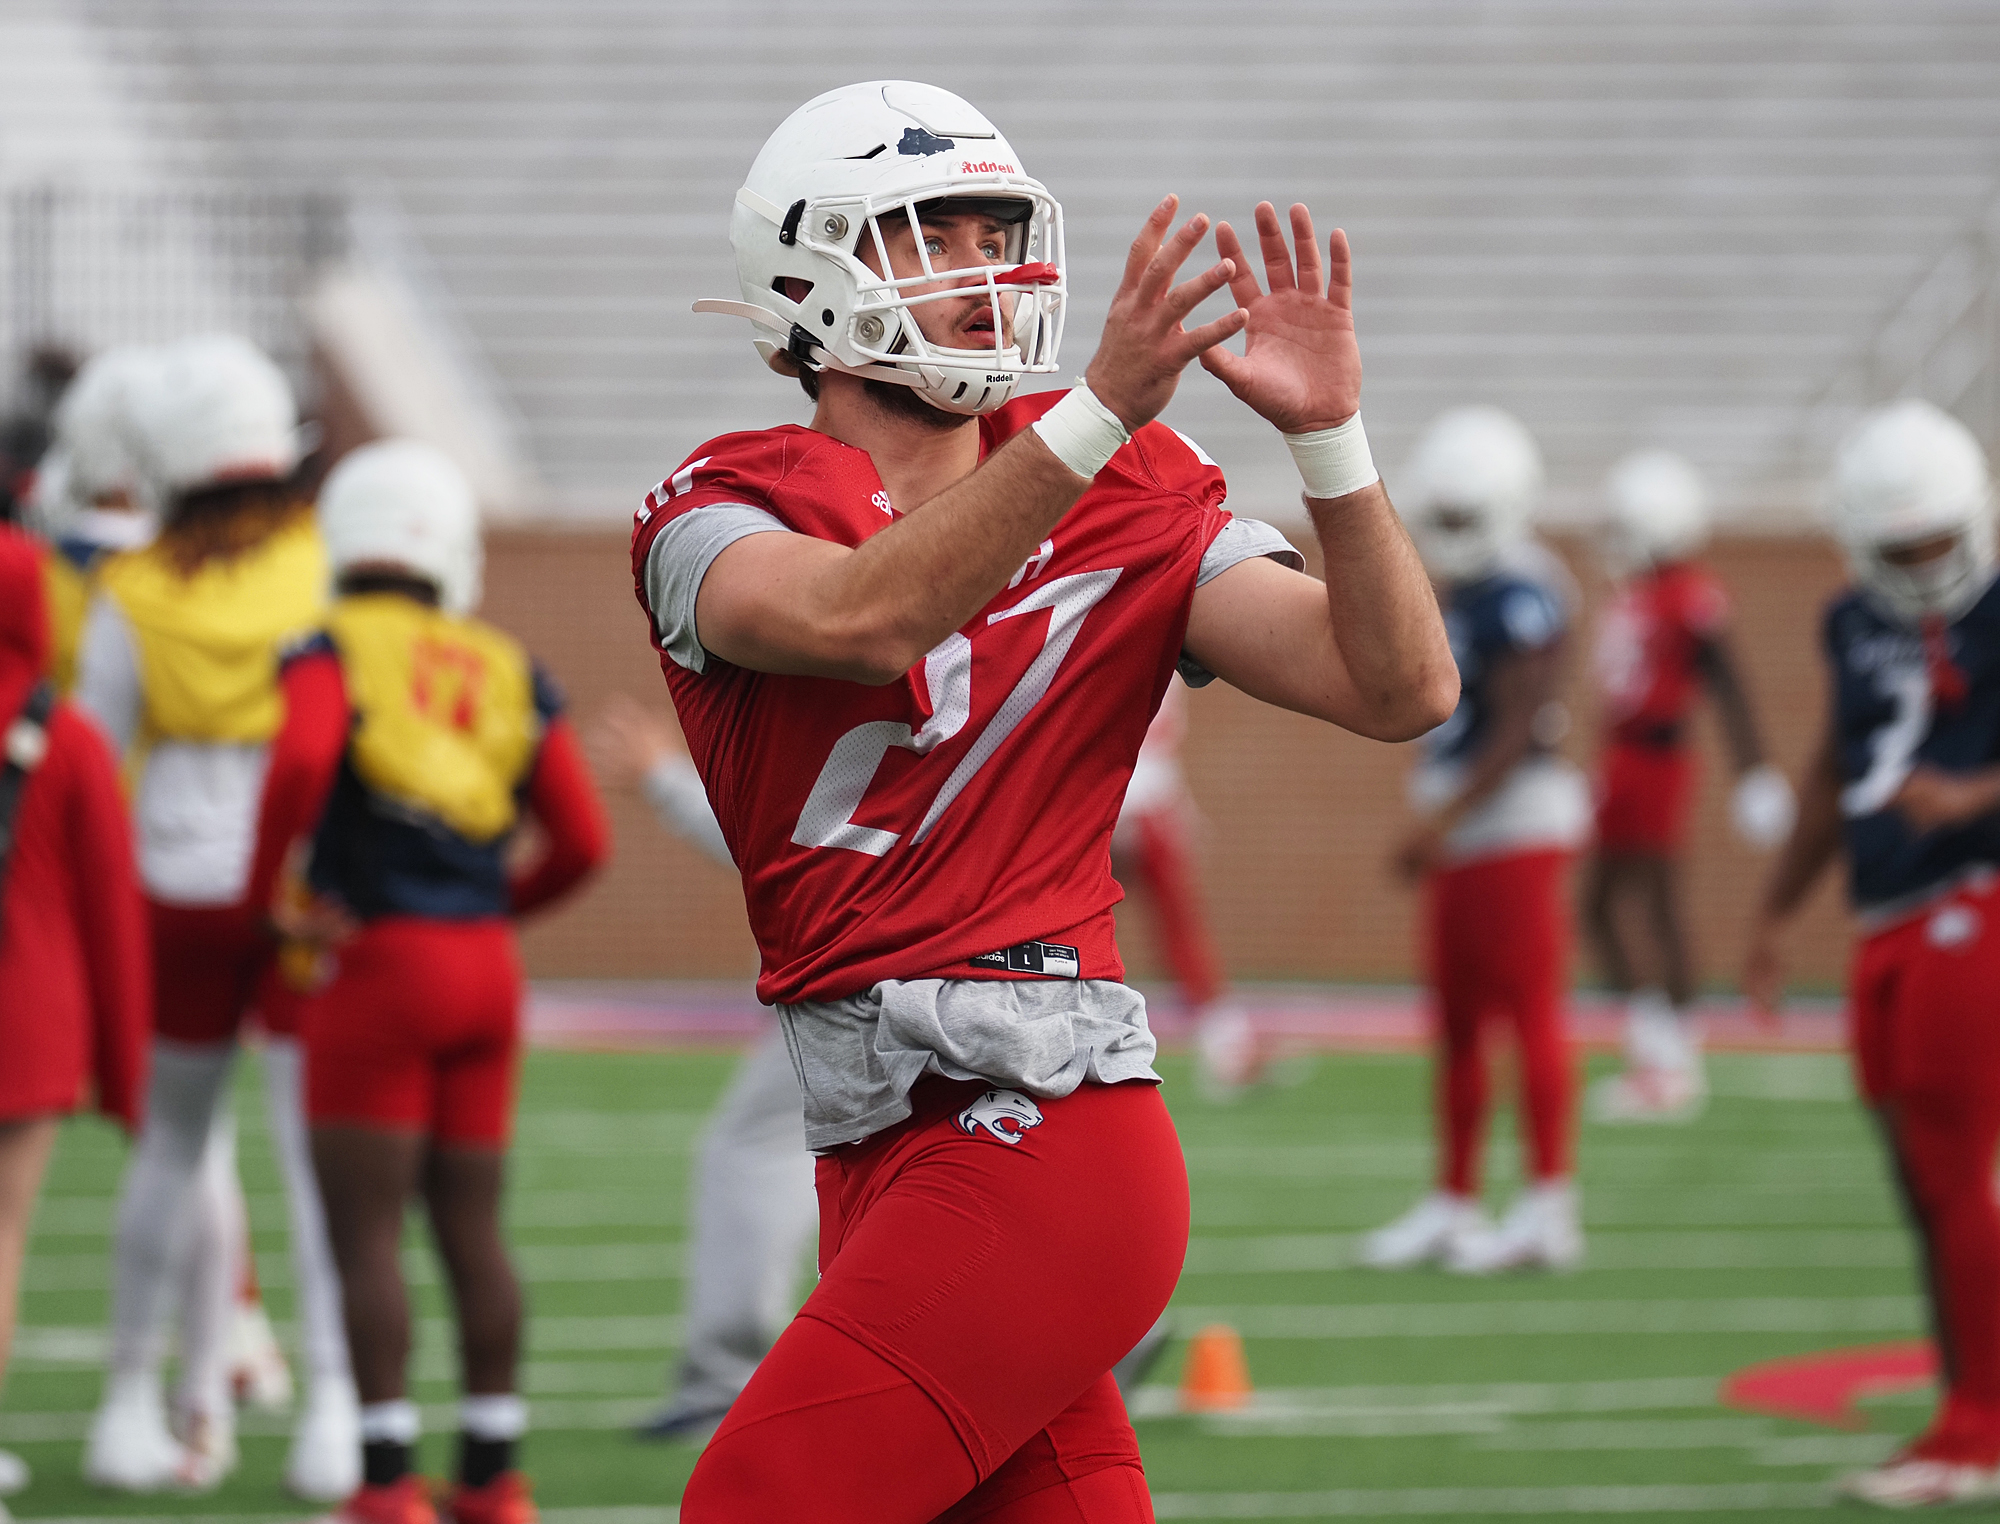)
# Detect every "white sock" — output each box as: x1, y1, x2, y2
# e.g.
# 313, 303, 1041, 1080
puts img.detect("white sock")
261, 1037, 353, 1387
359, 1400, 420, 1445
171, 1105, 240, 1424
107, 1041, 236, 1383
458, 1394, 527, 1441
